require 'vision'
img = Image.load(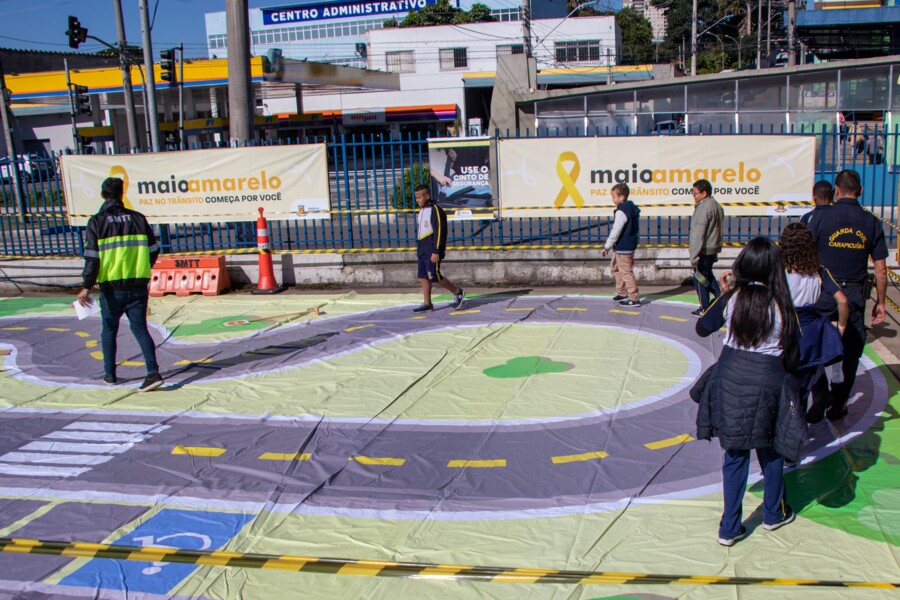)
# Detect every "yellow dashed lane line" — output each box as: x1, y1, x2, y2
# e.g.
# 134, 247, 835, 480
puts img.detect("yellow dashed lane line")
85, 340, 98, 348
44, 327, 69, 332
0, 327, 28, 331
555, 307, 586, 312
171, 446, 226, 457
344, 324, 375, 332
644, 434, 695, 450
350, 456, 406, 466
610, 309, 640, 315
74, 331, 91, 338
447, 459, 506, 468
659, 315, 688, 322
551, 451, 609, 464
259, 452, 311, 461
504, 308, 535, 312
450, 310, 480, 315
